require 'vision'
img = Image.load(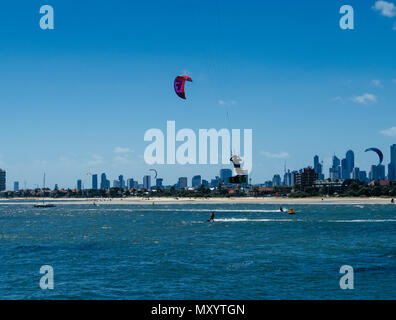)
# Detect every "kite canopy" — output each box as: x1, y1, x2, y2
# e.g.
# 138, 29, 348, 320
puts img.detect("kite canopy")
365, 147, 383, 165
174, 75, 192, 99
149, 169, 158, 179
